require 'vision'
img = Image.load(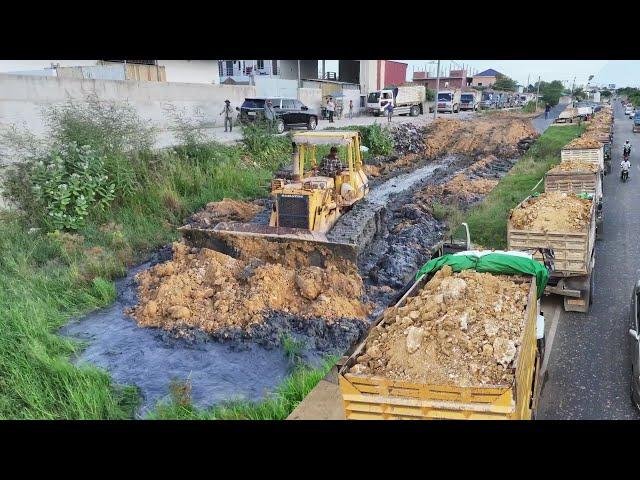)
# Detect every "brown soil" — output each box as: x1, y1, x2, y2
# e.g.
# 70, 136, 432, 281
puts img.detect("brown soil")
349, 266, 531, 387
423, 115, 537, 159
549, 161, 599, 174
510, 192, 592, 232
563, 137, 603, 150
129, 242, 371, 334
187, 198, 264, 228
